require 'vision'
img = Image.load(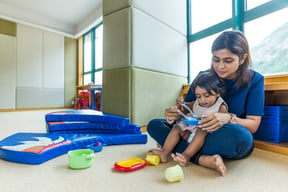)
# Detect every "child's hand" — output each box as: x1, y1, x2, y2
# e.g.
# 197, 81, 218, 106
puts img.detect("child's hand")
176, 97, 184, 110
165, 106, 180, 124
